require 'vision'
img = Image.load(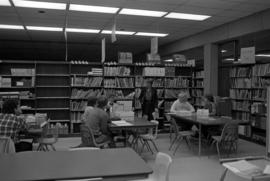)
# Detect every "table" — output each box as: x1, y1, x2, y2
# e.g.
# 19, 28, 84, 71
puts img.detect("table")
167, 113, 249, 156
109, 117, 156, 147
0, 148, 152, 181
